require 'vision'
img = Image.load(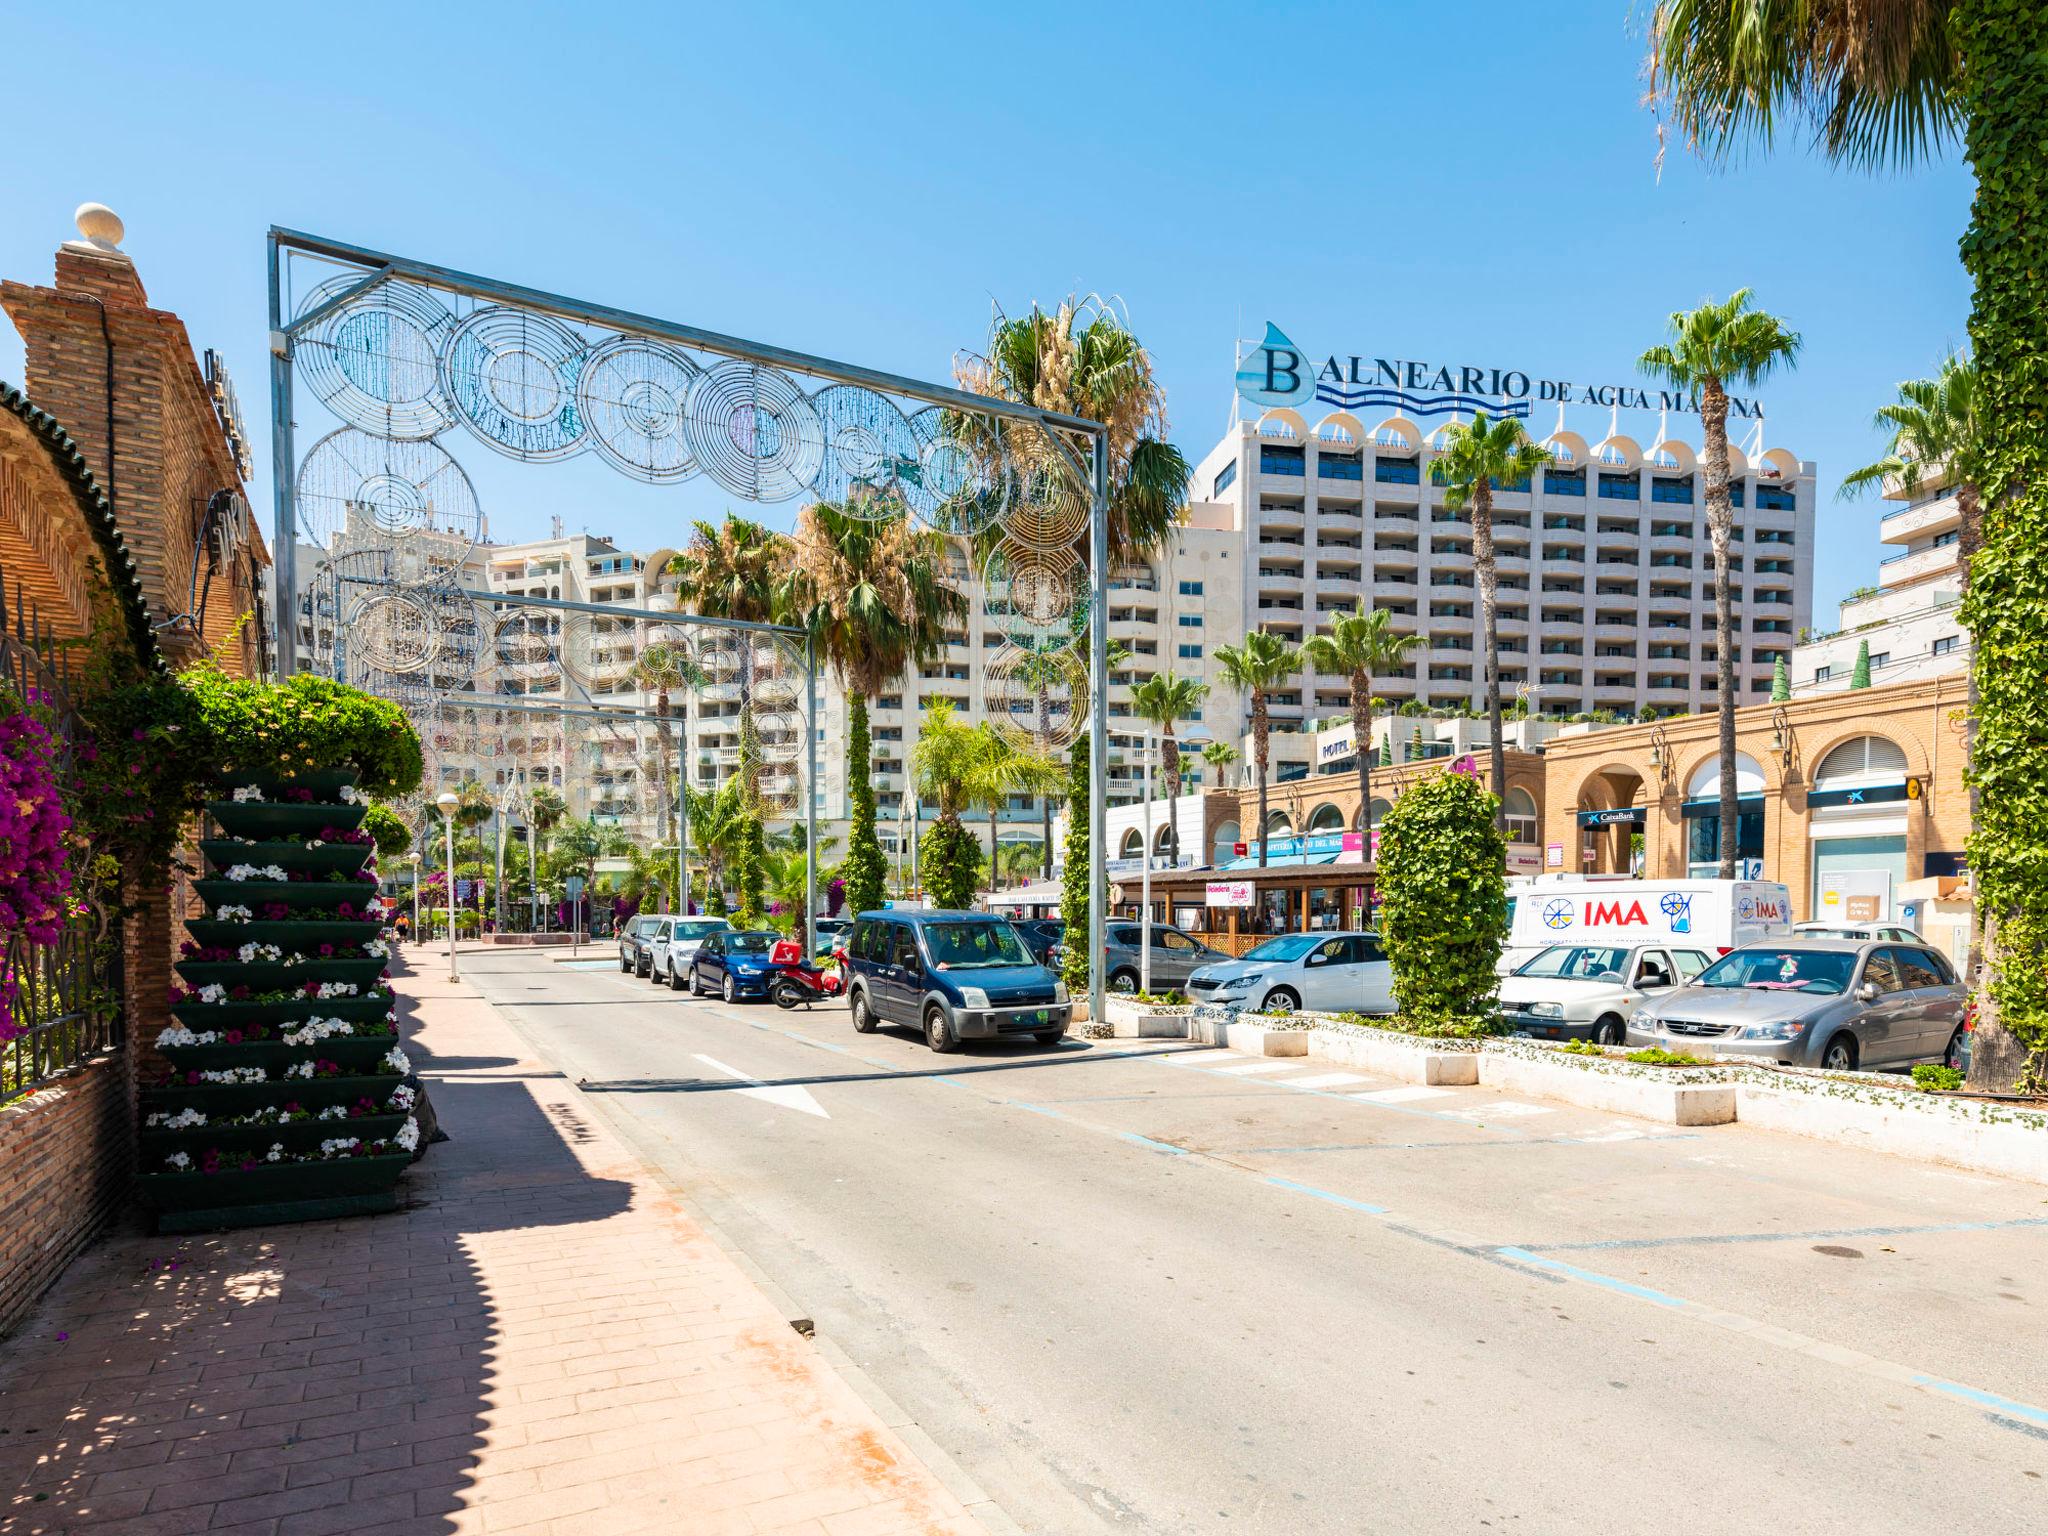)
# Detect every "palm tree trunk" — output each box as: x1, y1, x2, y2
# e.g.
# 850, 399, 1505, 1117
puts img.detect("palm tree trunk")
1352, 667, 1372, 841
1163, 733, 1181, 868
1701, 380, 1738, 880
1254, 693, 1271, 869
1474, 482, 1505, 823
